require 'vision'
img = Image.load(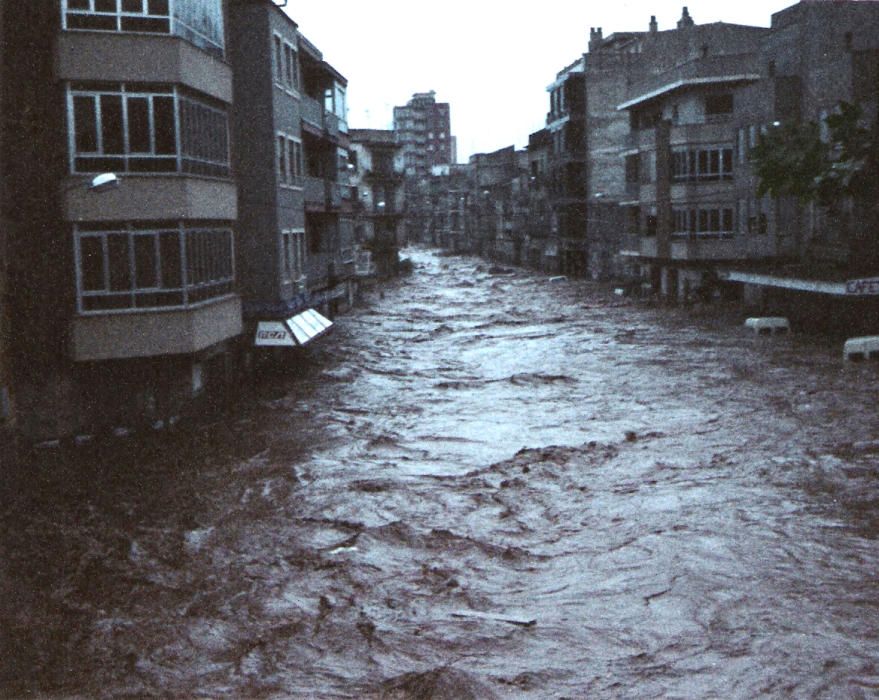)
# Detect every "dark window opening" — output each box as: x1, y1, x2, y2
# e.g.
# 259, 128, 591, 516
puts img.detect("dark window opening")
705, 94, 734, 117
